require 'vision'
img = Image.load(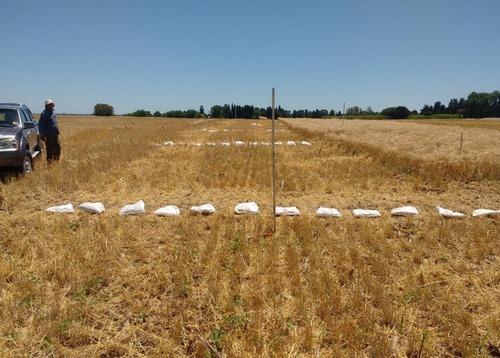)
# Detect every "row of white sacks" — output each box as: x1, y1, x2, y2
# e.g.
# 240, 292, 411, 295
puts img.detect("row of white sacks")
199, 127, 285, 132
163, 140, 312, 147
178, 127, 281, 134
46, 201, 499, 218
